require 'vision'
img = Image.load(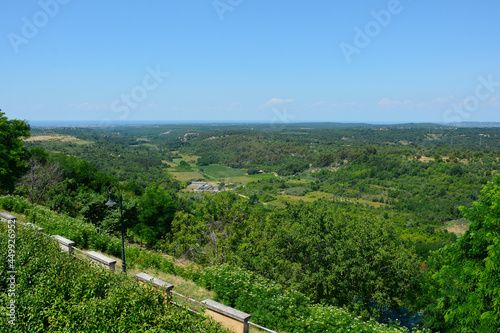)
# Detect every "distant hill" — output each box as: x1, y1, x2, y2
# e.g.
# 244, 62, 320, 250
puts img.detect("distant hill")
440, 121, 500, 128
